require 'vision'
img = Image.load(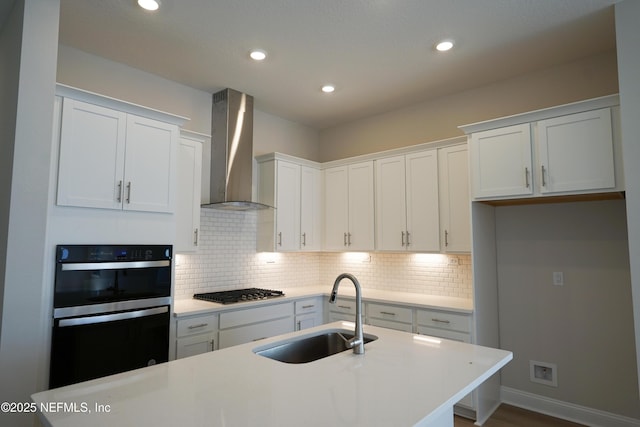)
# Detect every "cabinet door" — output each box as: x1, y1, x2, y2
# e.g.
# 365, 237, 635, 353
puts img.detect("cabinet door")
300, 166, 322, 251
176, 135, 203, 252
375, 156, 407, 251
176, 332, 215, 359
537, 108, 615, 194
123, 114, 177, 213
57, 99, 126, 209
347, 161, 375, 250
324, 166, 350, 250
275, 160, 301, 251
406, 150, 440, 252
439, 145, 471, 252
469, 123, 533, 198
